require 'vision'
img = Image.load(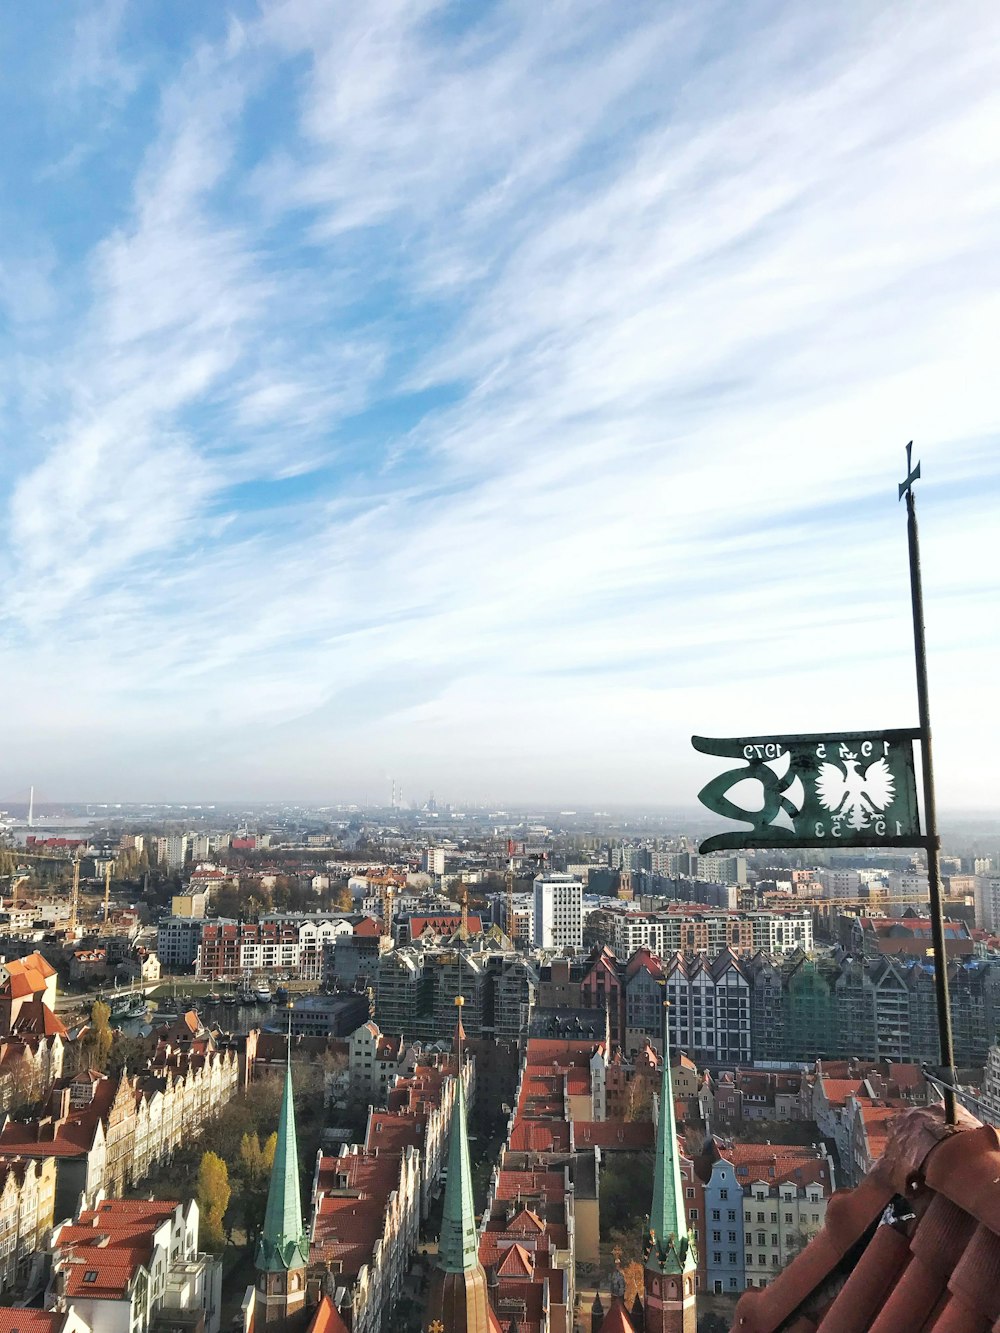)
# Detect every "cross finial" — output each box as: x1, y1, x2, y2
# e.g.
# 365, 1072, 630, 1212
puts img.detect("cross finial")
429, 1320, 445, 1333
899, 440, 921, 501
